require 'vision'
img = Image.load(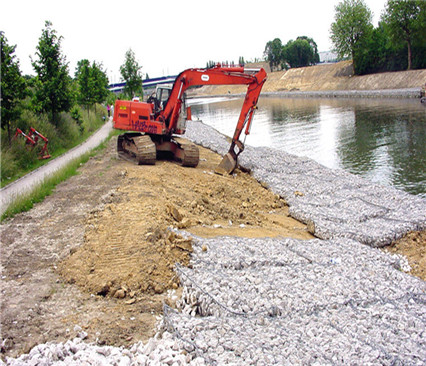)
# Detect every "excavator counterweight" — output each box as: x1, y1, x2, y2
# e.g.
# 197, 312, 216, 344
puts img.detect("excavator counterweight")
113, 65, 267, 173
